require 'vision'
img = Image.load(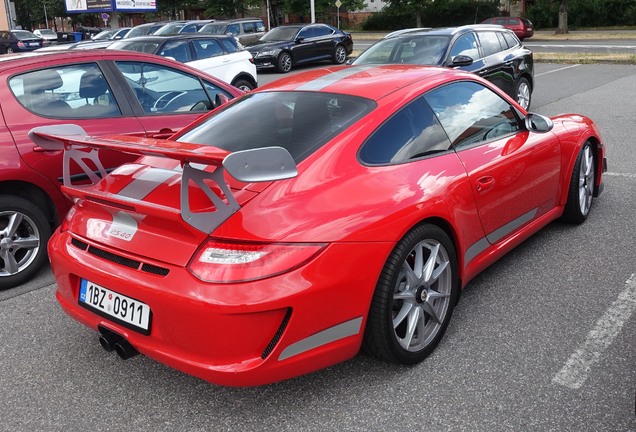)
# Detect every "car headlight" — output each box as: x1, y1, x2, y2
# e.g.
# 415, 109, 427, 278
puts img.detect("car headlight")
256, 50, 277, 58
